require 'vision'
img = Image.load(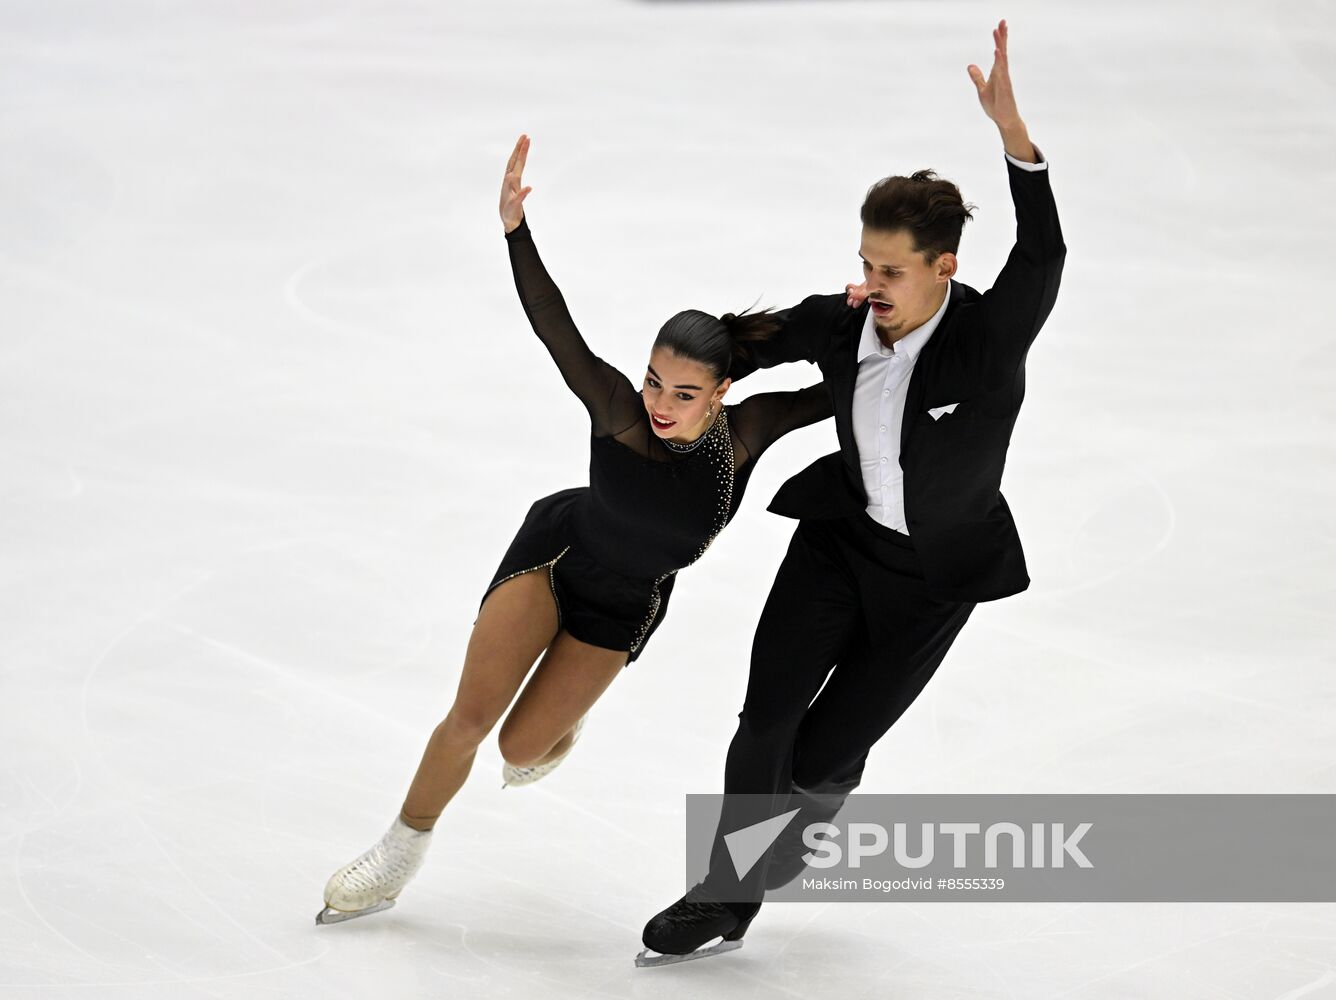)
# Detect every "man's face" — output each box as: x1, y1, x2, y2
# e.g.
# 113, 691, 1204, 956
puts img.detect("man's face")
858, 227, 956, 339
